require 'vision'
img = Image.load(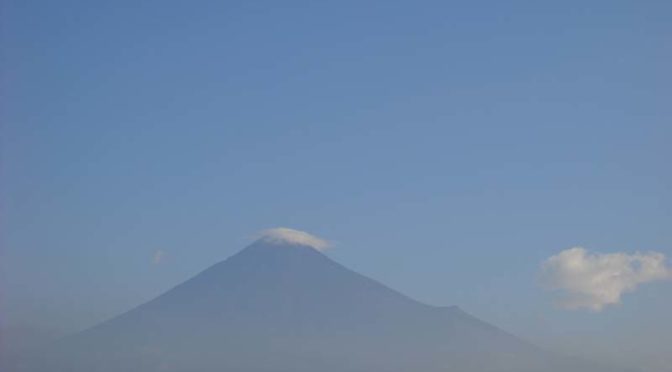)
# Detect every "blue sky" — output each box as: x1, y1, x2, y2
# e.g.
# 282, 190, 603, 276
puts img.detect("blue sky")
2, 1, 671, 370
